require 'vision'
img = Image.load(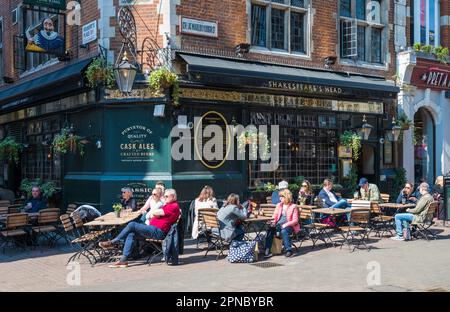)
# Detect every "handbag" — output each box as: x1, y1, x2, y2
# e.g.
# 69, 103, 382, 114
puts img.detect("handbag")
227, 240, 257, 263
